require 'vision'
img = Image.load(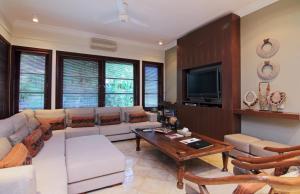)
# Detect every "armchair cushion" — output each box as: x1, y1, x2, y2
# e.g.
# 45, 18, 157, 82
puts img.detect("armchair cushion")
249, 140, 289, 157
